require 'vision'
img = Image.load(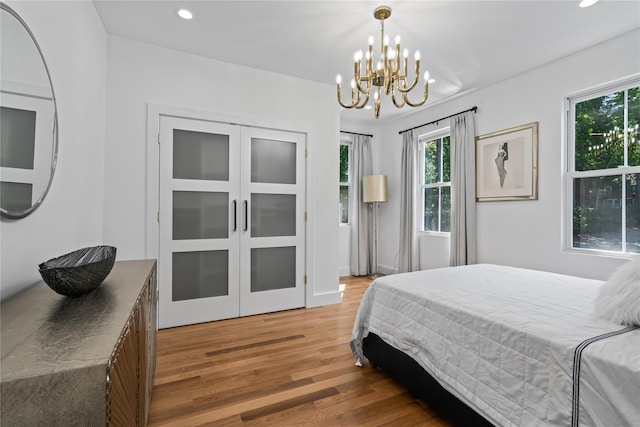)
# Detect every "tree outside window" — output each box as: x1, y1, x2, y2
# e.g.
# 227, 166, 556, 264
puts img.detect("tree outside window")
569, 83, 639, 253
422, 134, 451, 232
339, 144, 350, 224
